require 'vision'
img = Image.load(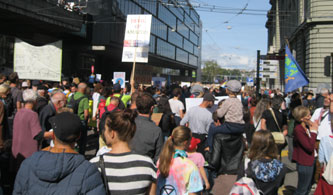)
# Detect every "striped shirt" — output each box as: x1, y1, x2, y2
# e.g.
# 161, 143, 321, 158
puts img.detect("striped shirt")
90, 151, 157, 195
